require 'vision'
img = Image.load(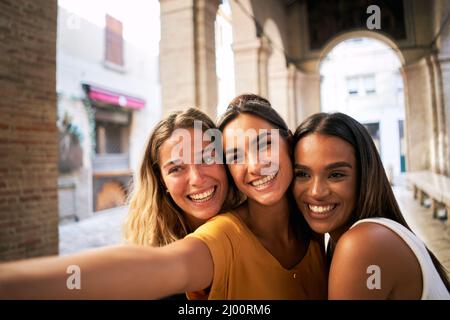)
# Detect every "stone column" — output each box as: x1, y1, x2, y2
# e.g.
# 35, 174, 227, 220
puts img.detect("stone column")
286, 63, 299, 130
232, 36, 271, 97
439, 56, 450, 175
195, 0, 221, 117
434, 0, 450, 175
295, 70, 321, 122
159, 0, 220, 118
427, 54, 449, 175
402, 58, 435, 171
